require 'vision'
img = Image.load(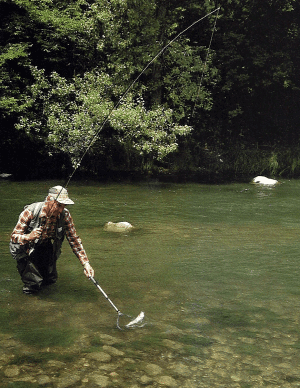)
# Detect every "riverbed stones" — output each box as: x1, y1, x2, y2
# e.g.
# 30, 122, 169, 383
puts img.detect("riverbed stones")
98, 333, 121, 345
145, 363, 163, 375
140, 374, 153, 385
156, 375, 178, 387
103, 345, 125, 356
89, 373, 110, 387
46, 360, 66, 369
162, 339, 183, 350
168, 362, 191, 377
36, 374, 51, 385
87, 351, 112, 362
55, 373, 81, 388
3, 364, 20, 377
